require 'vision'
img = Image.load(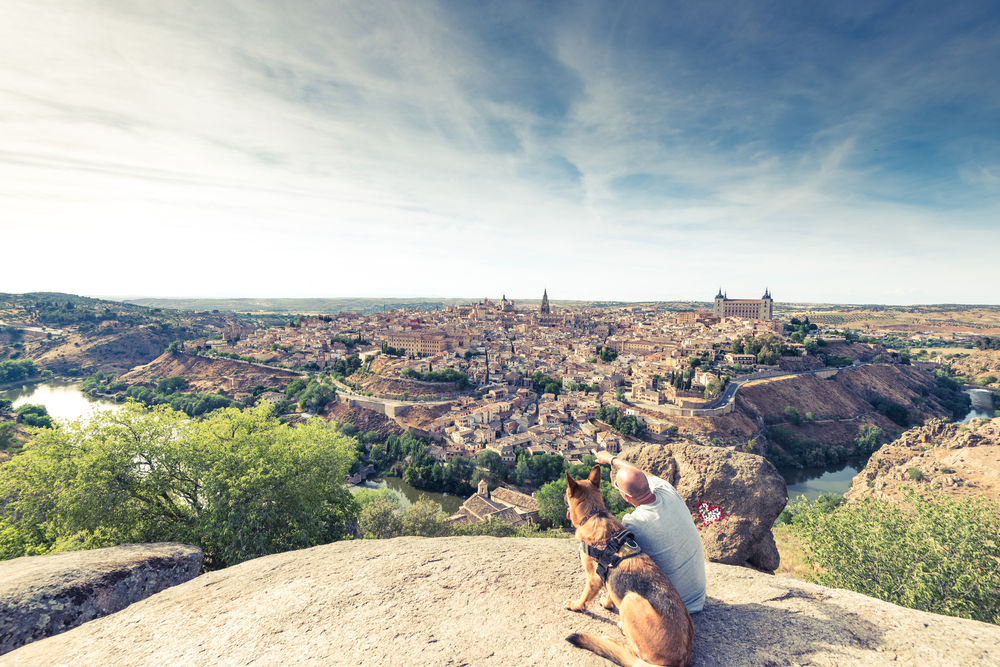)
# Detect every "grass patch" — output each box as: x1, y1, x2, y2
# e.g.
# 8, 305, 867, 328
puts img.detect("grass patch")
772, 524, 820, 580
